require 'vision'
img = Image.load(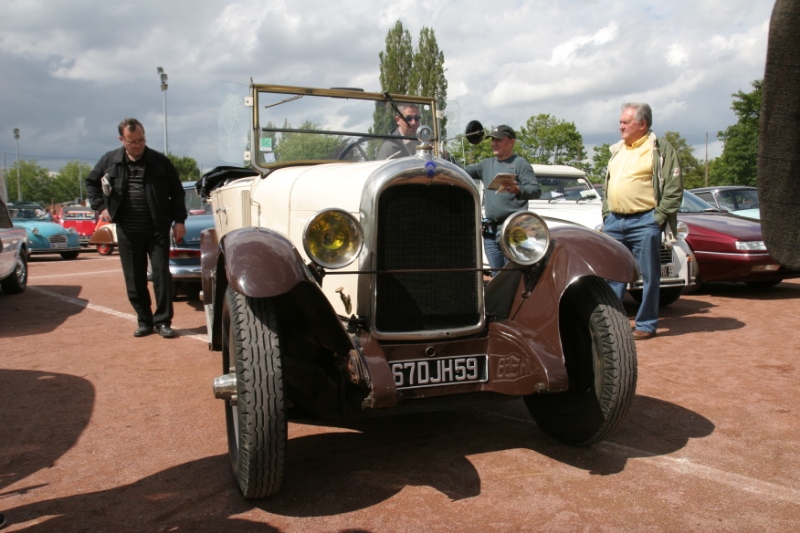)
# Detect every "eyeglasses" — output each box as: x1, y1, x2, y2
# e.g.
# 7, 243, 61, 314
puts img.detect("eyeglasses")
123, 138, 146, 146
403, 115, 422, 122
